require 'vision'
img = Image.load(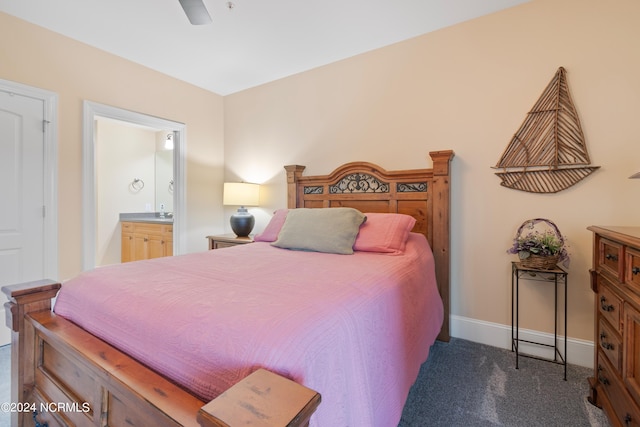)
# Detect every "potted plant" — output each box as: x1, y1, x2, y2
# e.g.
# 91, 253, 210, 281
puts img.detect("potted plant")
508, 218, 569, 269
